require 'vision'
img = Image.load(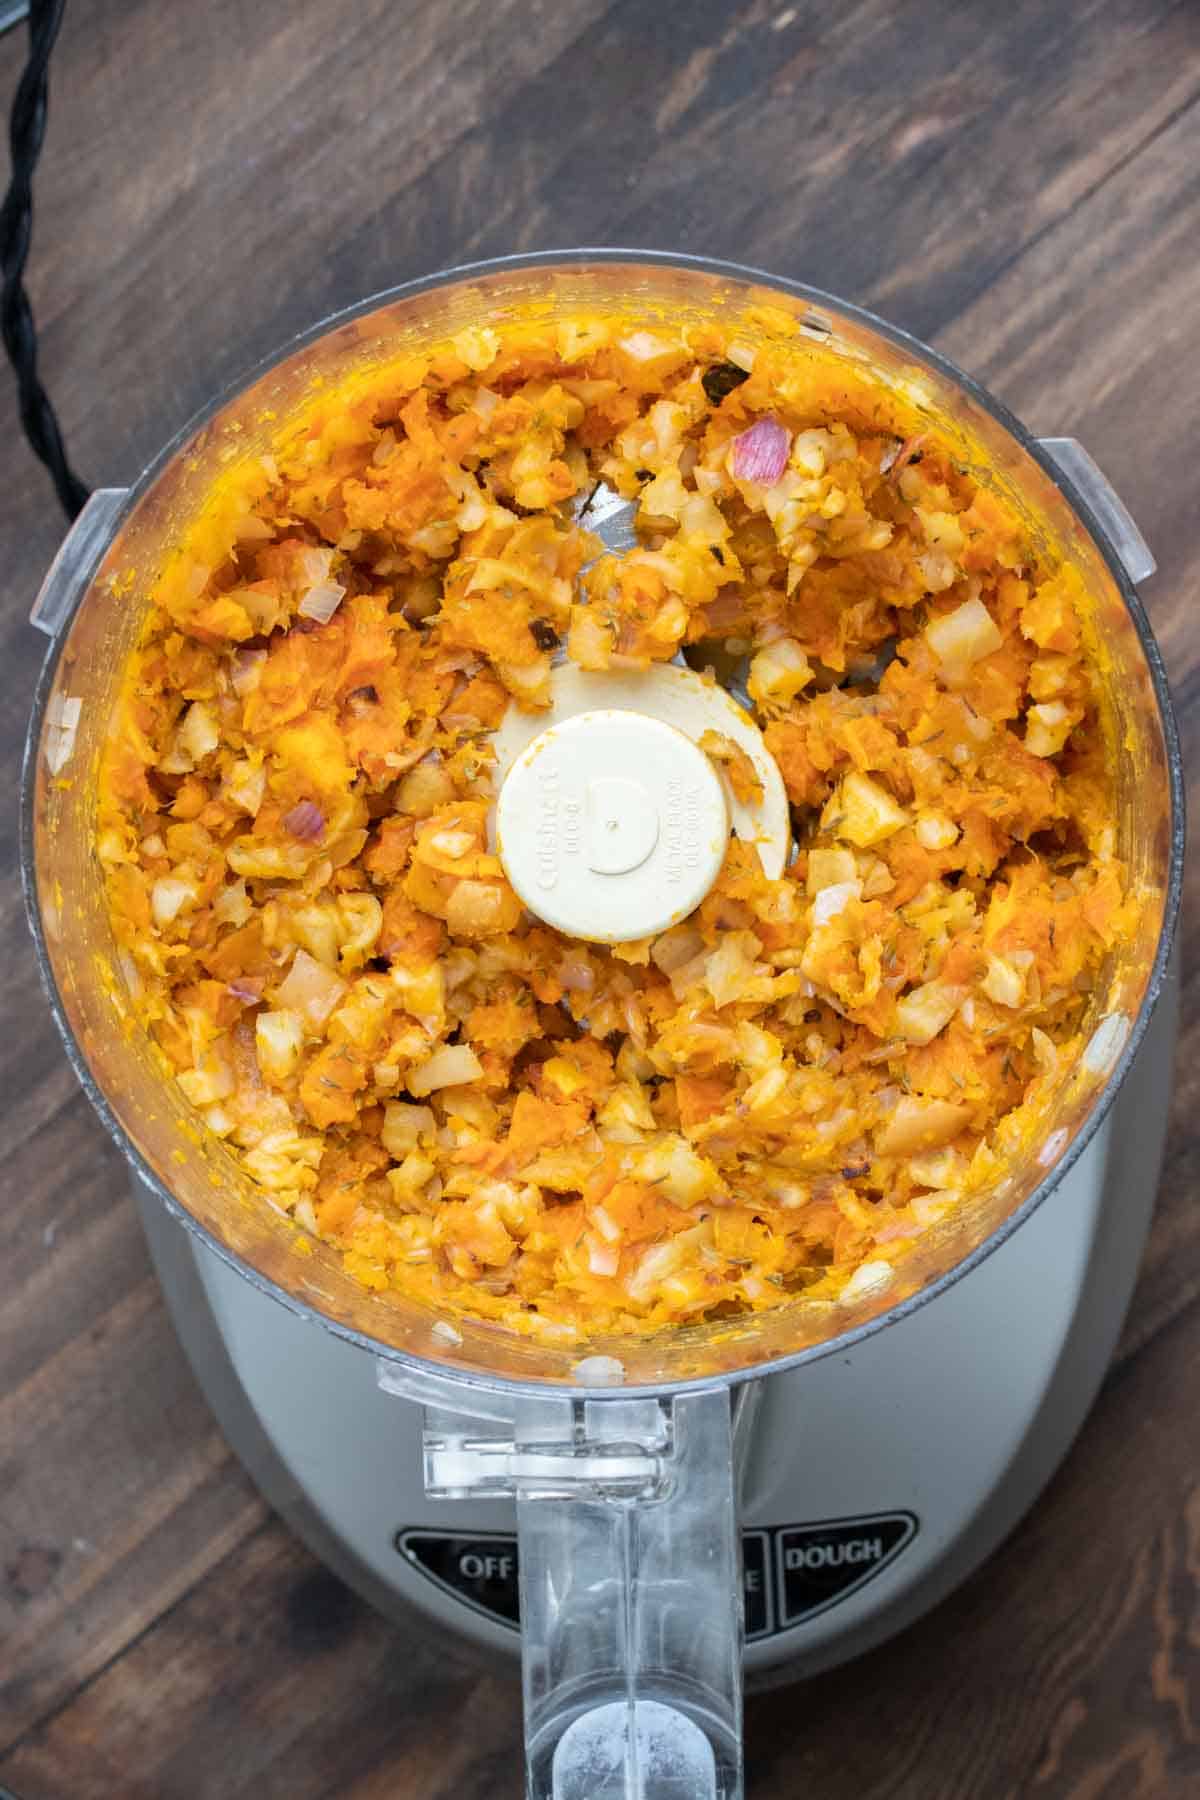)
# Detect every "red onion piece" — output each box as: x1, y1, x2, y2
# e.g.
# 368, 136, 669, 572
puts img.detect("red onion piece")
731, 416, 791, 486
228, 977, 264, 1004
282, 799, 326, 842
437, 649, 484, 675
231, 647, 267, 695
559, 956, 595, 993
